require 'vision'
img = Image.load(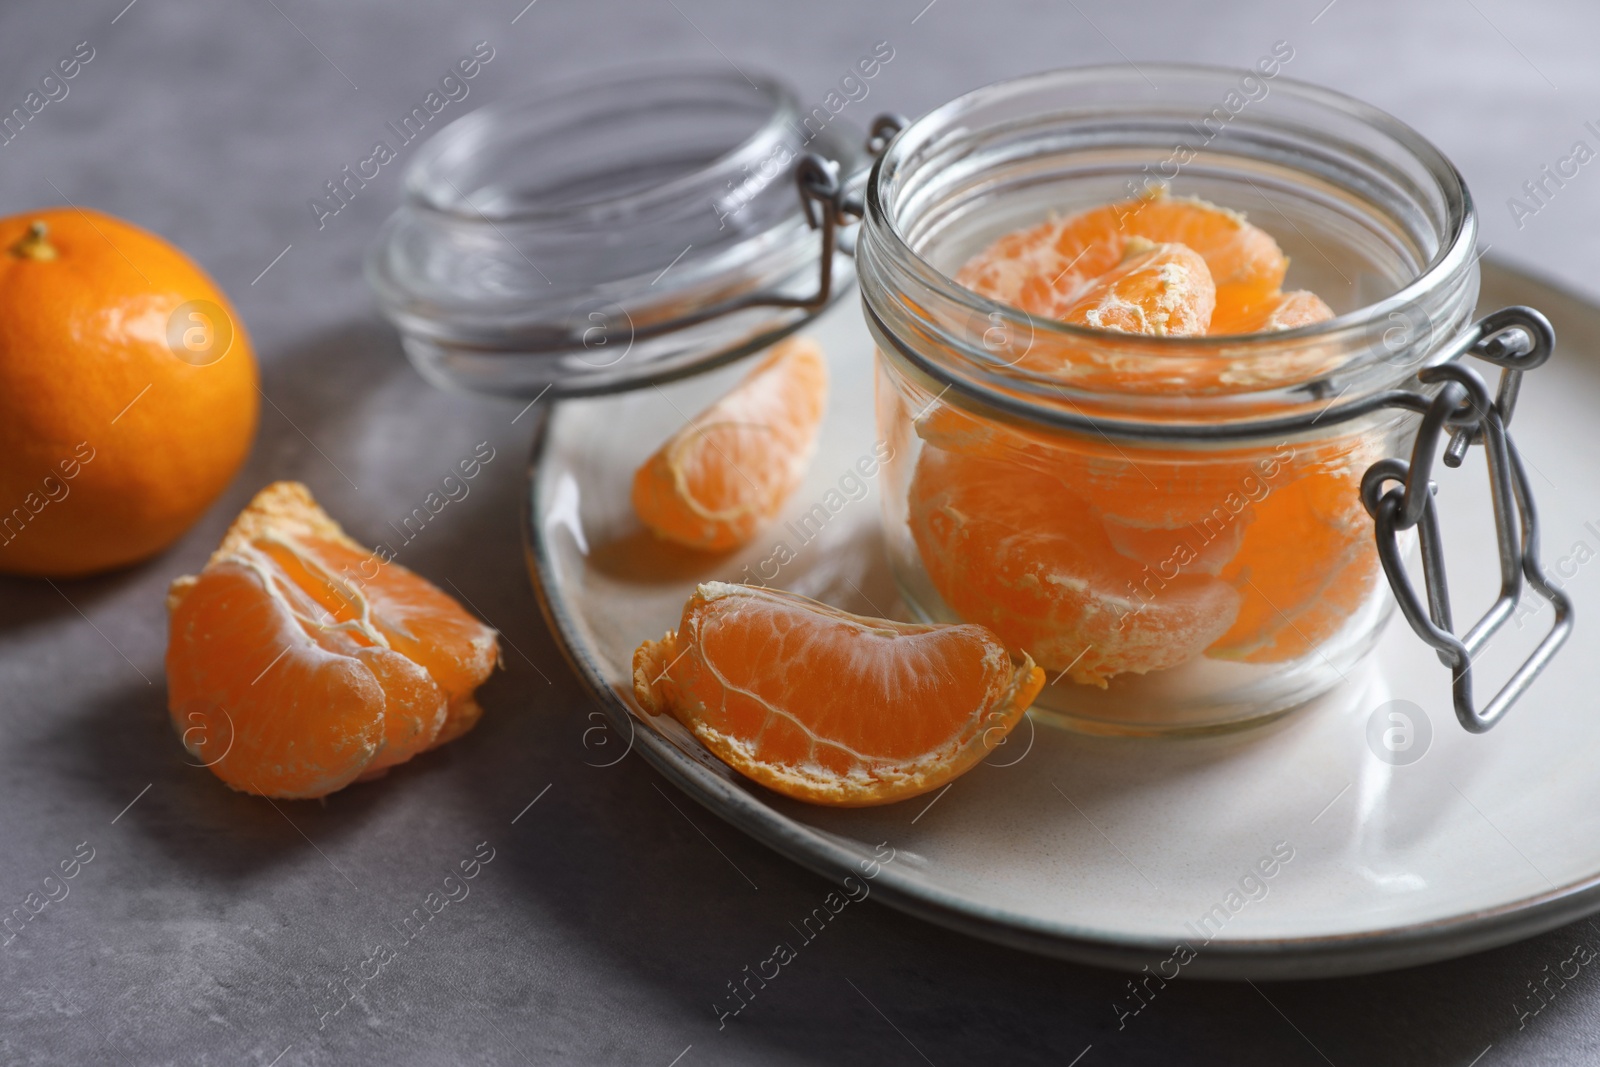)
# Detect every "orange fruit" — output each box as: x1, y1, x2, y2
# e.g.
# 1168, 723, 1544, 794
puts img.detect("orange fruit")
632, 337, 827, 551
908, 395, 1382, 675
955, 187, 1286, 327
908, 388, 1382, 668
166, 482, 499, 798
914, 189, 1376, 683
1212, 288, 1335, 336
0, 209, 258, 576
906, 445, 1241, 686
1061, 241, 1215, 337
633, 581, 1044, 806
914, 399, 1287, 532
1207, 469, 1379, 663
